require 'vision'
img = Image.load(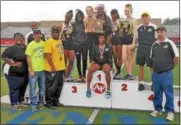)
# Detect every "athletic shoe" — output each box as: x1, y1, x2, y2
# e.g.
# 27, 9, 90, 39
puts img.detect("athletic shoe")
150, 110, 162, 117
166, 112, 174, 121
11, 105, 22, 110
31, 106, 38, 112
126, 74, 134, 80
121, 74, 129, 80
113, 72, 122, 79
77, 77, 82, 82
86, 89, 91, 98
64, 77, 71, 82
37, 104, 44, 110
138, 84, 145, 91
105, 90, 111, 99
54, 102, 64, 107
81, 76, 86, 83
